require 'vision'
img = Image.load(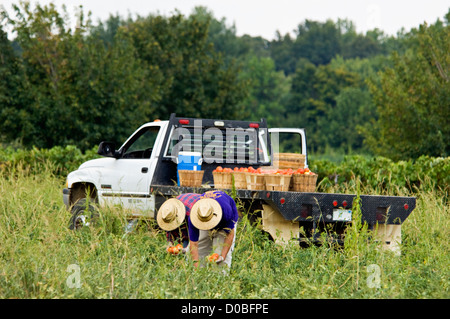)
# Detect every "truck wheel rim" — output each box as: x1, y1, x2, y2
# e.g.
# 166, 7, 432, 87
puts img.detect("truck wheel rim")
75, 214, 90, 228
